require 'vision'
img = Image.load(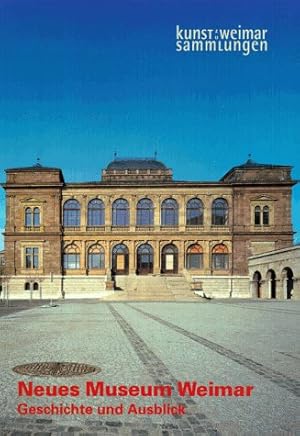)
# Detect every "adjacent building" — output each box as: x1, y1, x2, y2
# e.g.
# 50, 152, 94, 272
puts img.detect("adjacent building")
1, 157, 297, 299
249, 245, 300, 299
